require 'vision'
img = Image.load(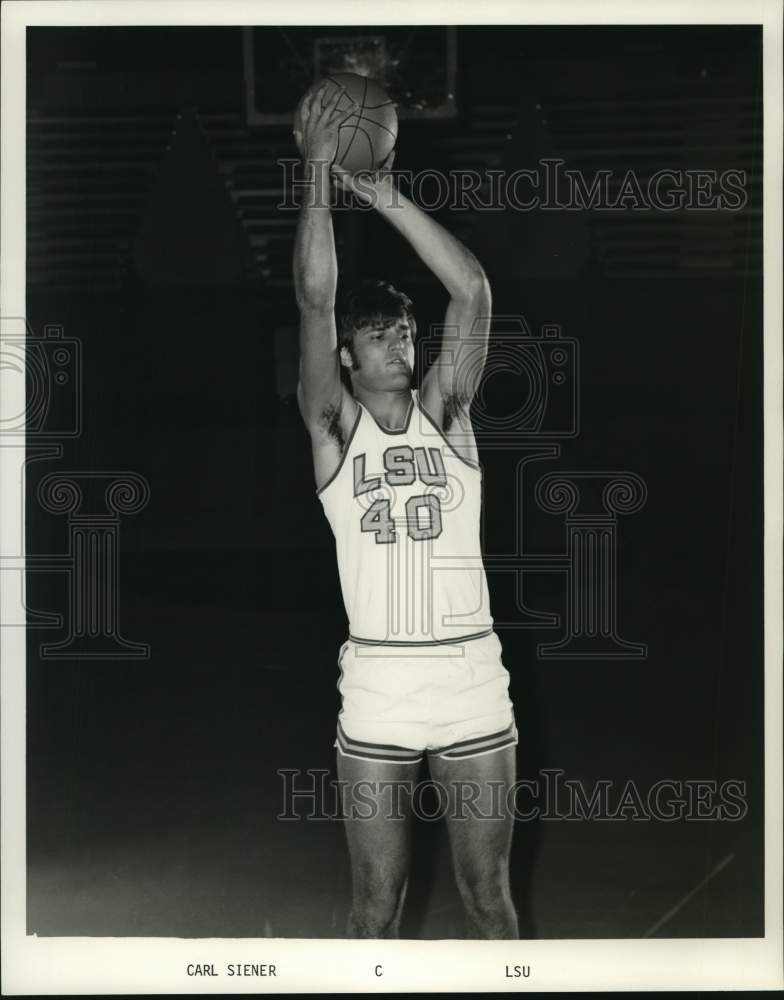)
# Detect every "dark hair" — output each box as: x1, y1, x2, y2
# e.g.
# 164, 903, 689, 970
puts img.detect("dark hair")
338, 280, 416, 353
